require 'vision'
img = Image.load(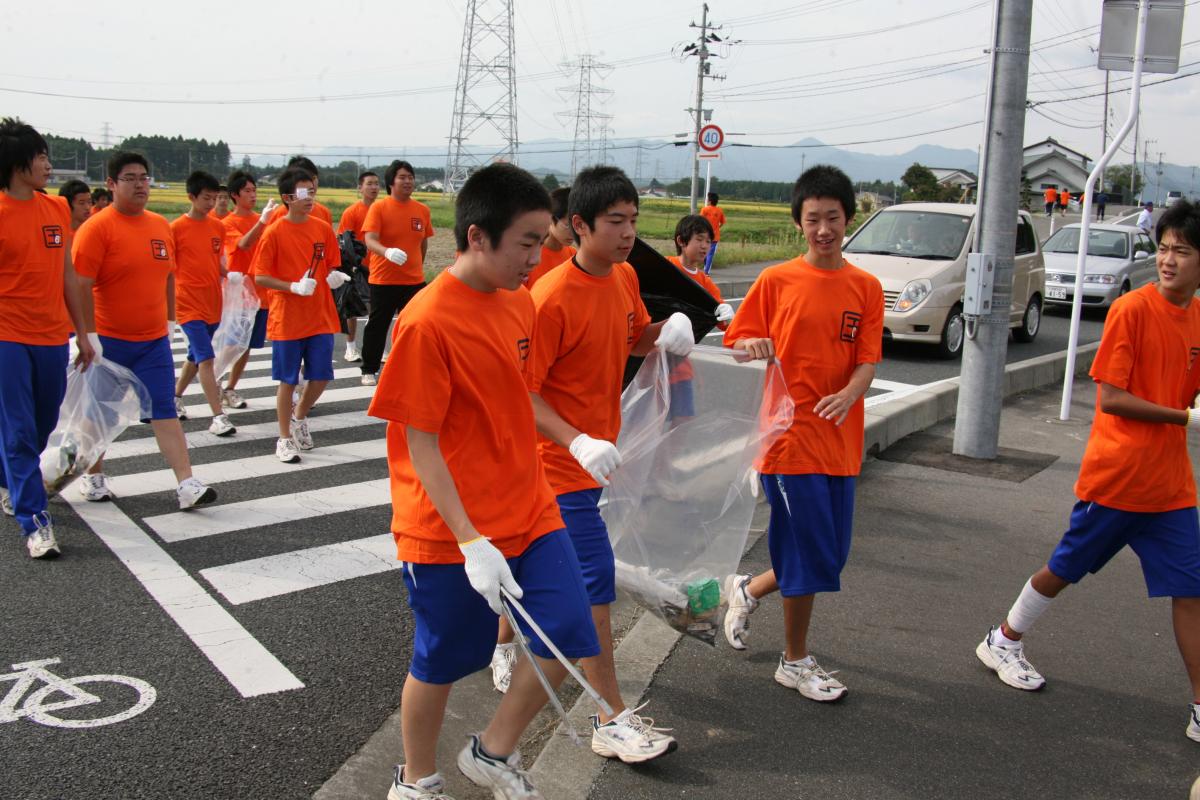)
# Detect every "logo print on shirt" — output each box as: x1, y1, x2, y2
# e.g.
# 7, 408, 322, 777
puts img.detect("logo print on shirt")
516, 337, 530, 363
150, 239, 169, 260
309, 242, 326, 273
626, 312, 636, 345
211, 237, 222, 253
411, 218, 424, 232
1189, 346, 1200, 371
42, 226, 63, 248
840, 311, 863, 343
